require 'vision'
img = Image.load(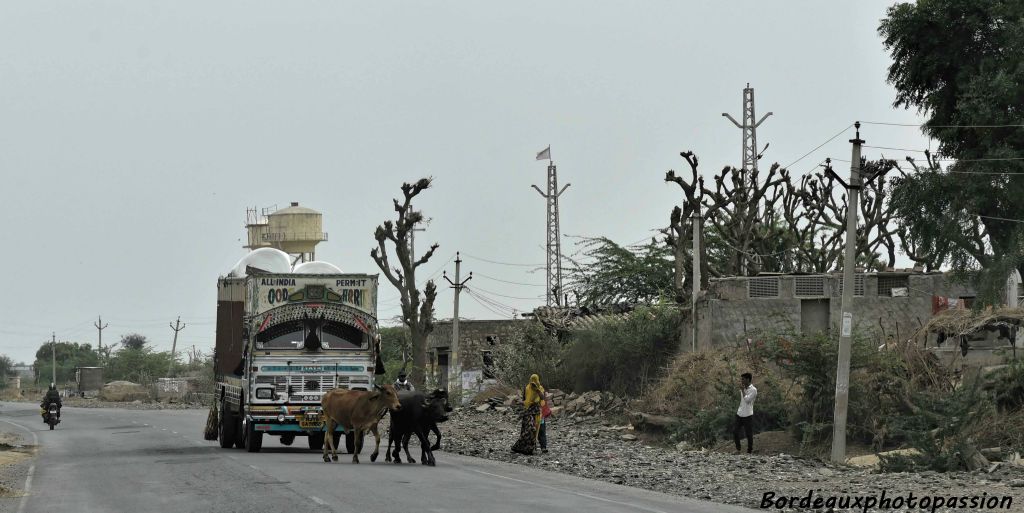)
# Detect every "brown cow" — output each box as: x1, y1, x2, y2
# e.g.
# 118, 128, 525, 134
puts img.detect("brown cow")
321, 384, 402, 463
